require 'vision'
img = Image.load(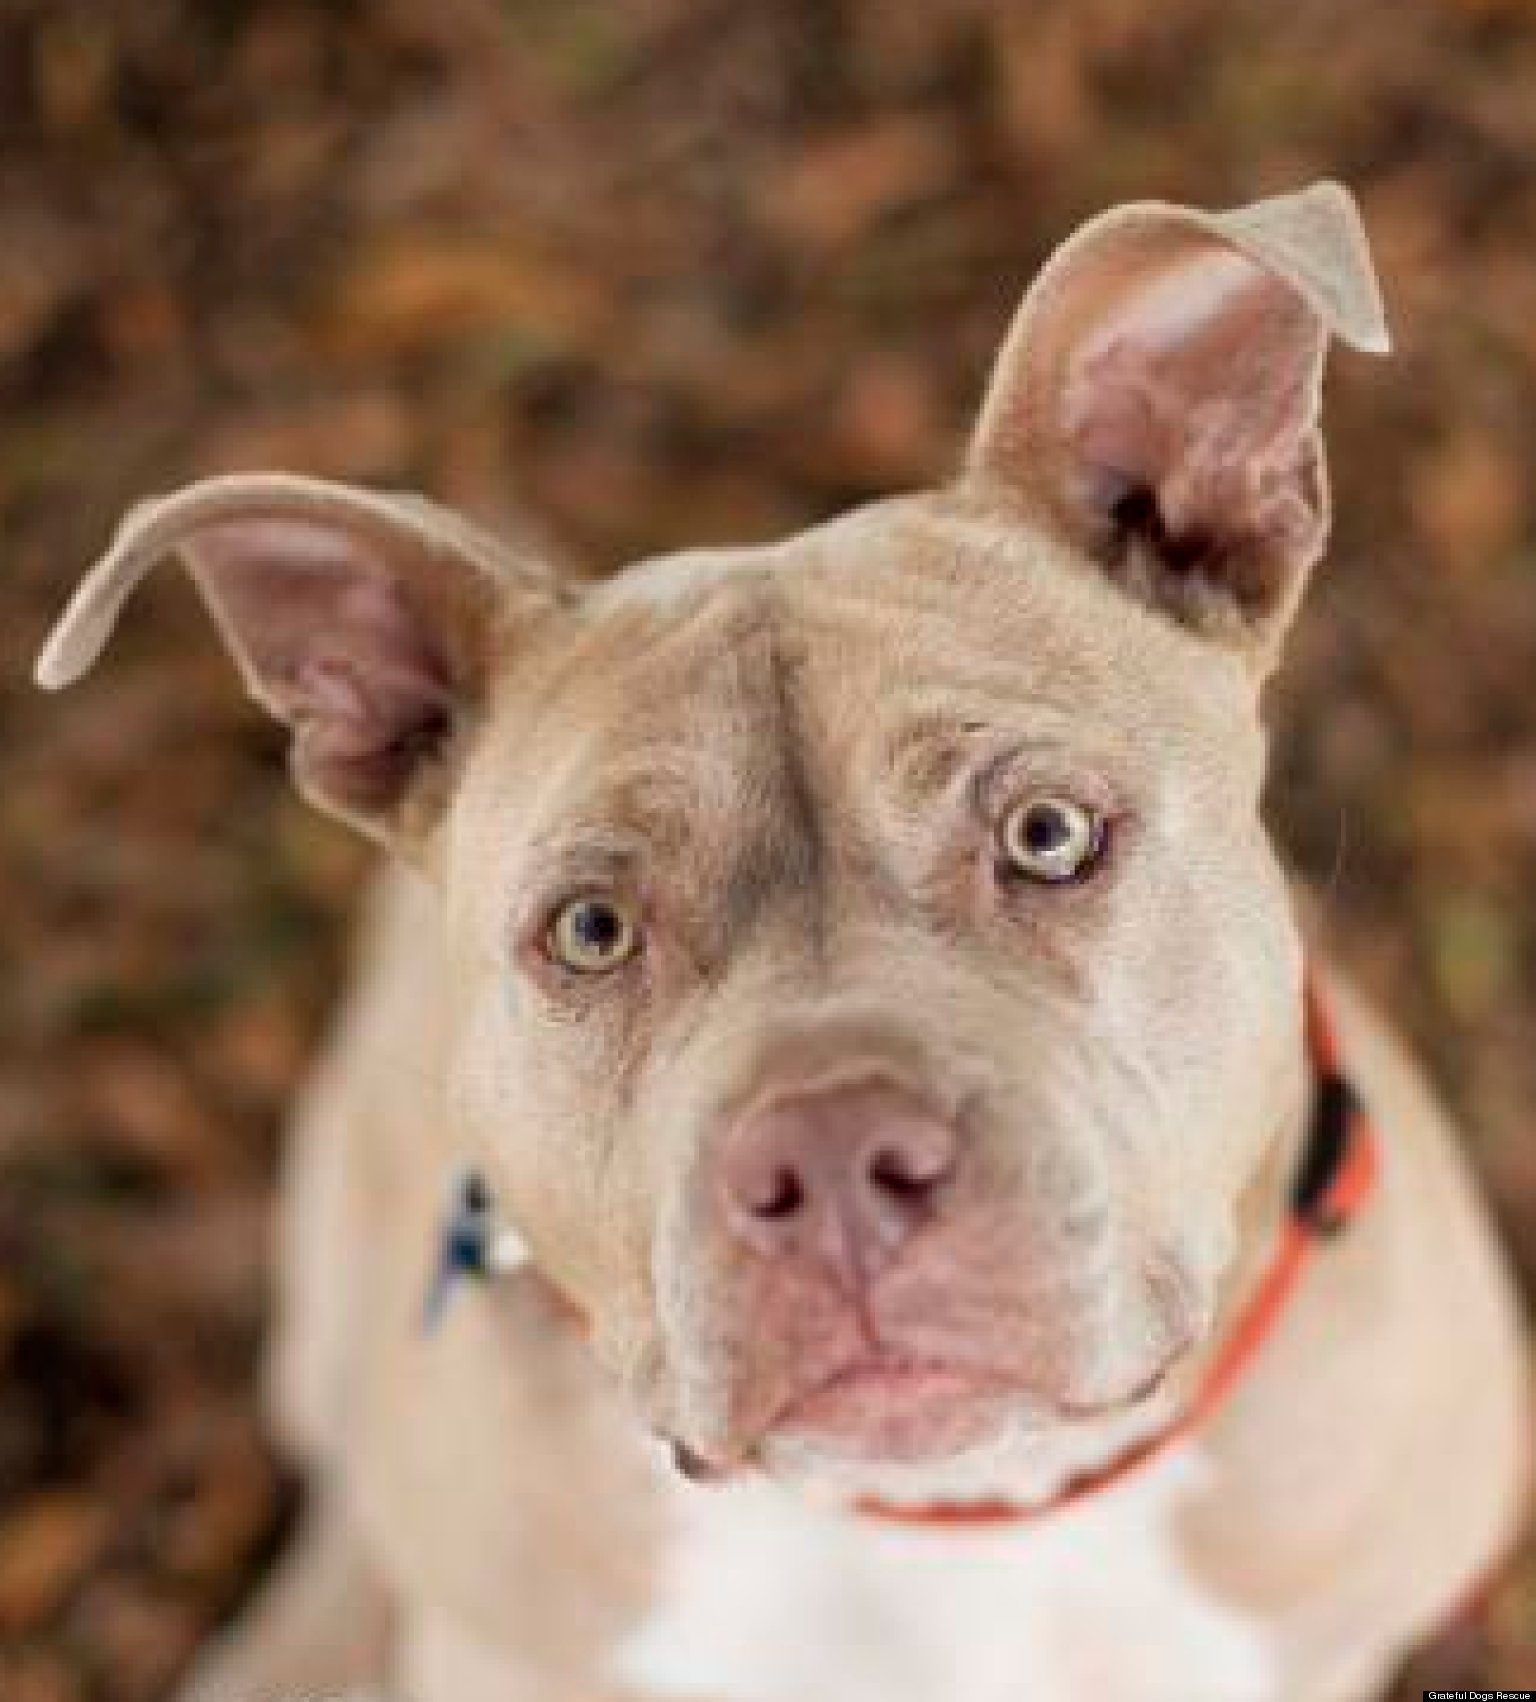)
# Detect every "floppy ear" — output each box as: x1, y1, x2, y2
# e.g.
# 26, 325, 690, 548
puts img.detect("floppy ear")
966, 181, 1389, 658
35, 473, 570, 844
